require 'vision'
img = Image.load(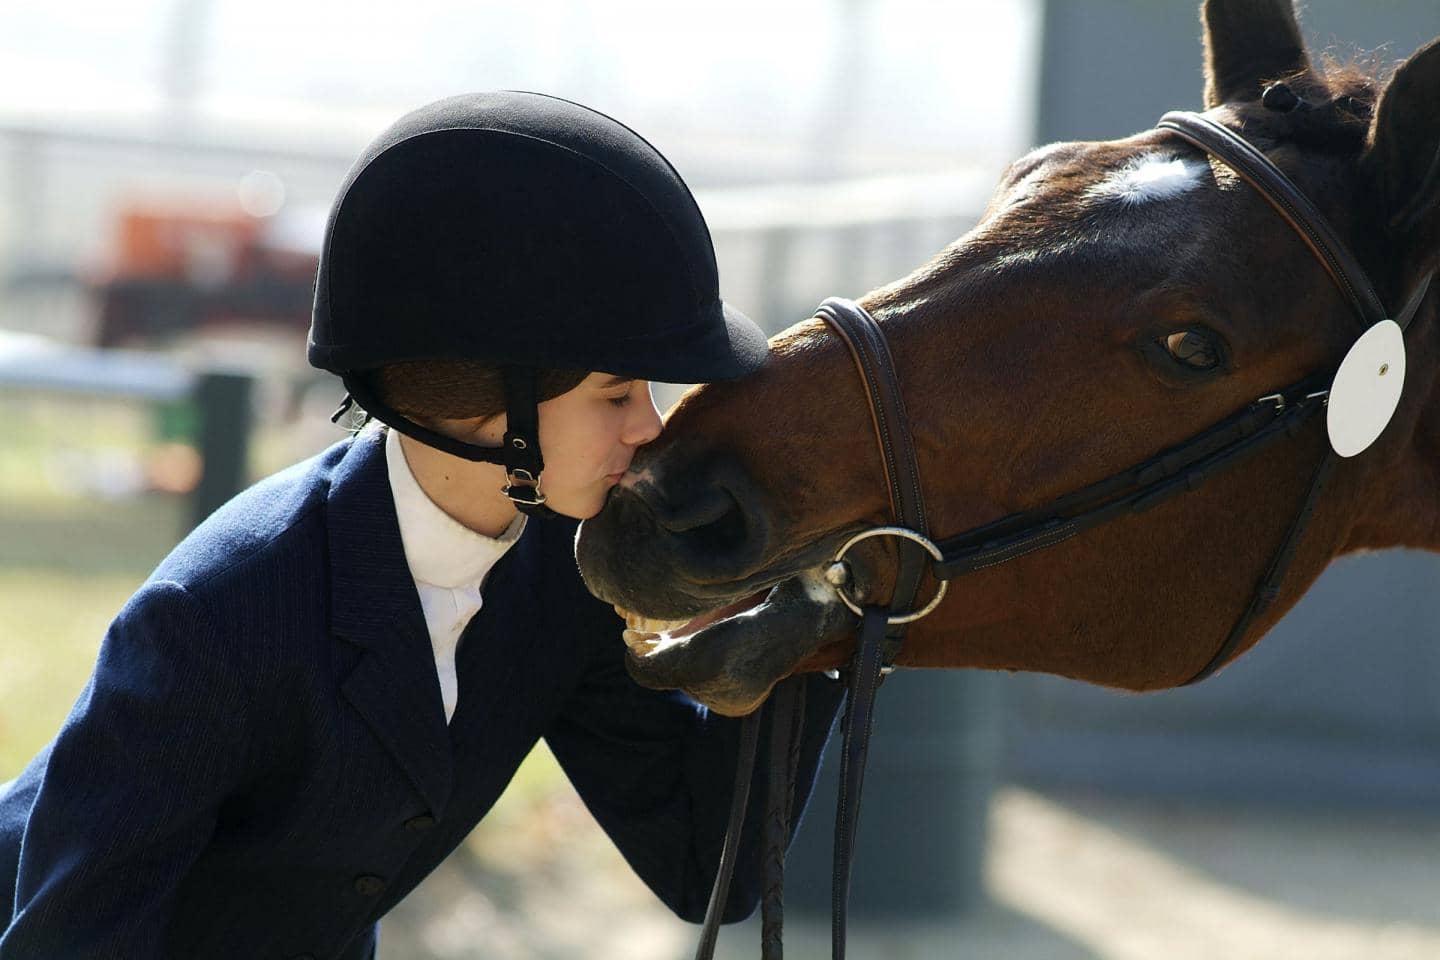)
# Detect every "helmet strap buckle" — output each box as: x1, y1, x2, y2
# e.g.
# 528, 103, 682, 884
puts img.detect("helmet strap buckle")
502, 467, 547, 507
